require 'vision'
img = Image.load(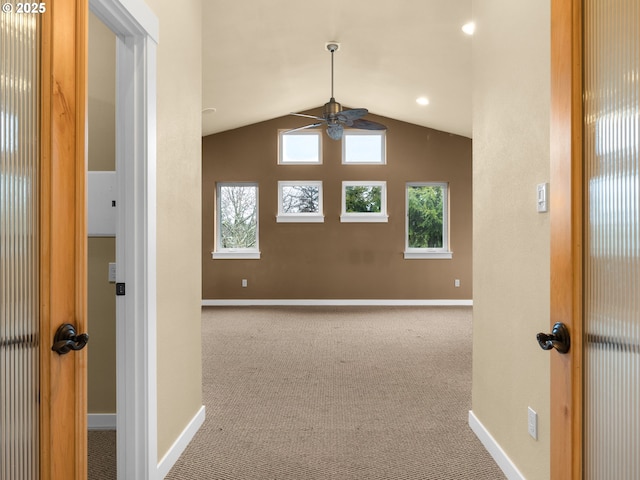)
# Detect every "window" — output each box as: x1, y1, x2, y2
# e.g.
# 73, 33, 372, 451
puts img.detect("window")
404, 182, 452, 259
278, 130, 322, 164
213, 183, 260, 259
342, 130, 386, 164
340, 181, 388, 223
277, 181, 324, 223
